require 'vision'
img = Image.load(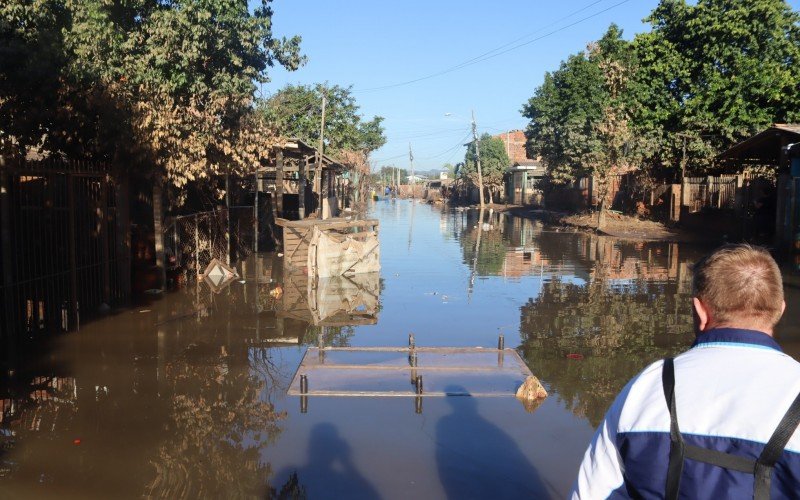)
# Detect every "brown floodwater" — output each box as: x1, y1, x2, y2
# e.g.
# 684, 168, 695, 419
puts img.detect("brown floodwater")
2, 199, 800, 499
